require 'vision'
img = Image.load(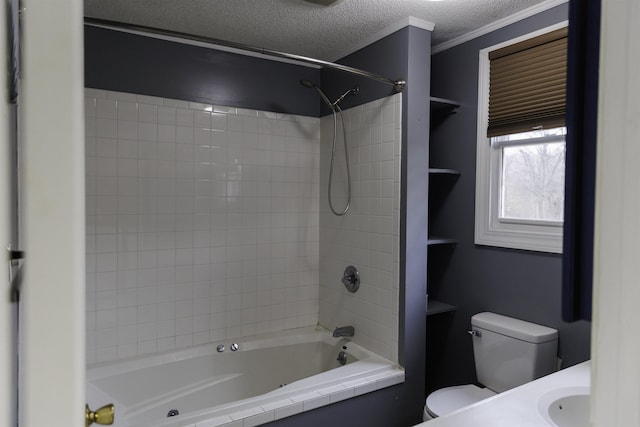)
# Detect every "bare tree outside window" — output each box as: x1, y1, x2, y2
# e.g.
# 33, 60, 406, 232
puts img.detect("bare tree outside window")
492, 128, 566, 222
